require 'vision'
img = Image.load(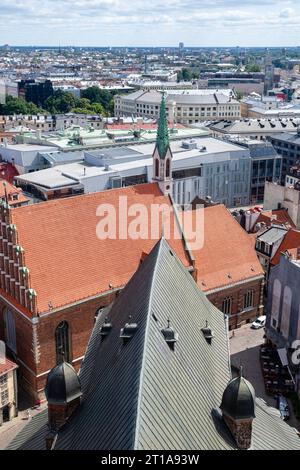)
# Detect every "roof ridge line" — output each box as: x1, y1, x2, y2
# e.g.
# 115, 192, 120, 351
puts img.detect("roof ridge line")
133, 238, 165, 450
